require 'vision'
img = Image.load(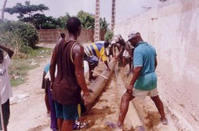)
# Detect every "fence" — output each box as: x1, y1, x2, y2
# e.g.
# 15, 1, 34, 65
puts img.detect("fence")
38, 29, 106, 43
